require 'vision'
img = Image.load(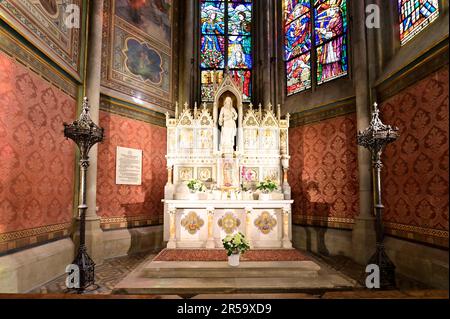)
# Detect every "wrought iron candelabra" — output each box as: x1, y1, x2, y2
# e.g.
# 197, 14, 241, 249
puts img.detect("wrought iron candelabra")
64, 97, 104, 292
357, 102, 400, 289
